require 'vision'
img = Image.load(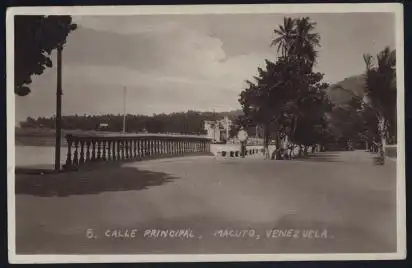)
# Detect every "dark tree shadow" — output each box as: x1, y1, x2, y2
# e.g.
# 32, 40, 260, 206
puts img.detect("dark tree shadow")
15, 162, 178, 197
292, 152, 342, 163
